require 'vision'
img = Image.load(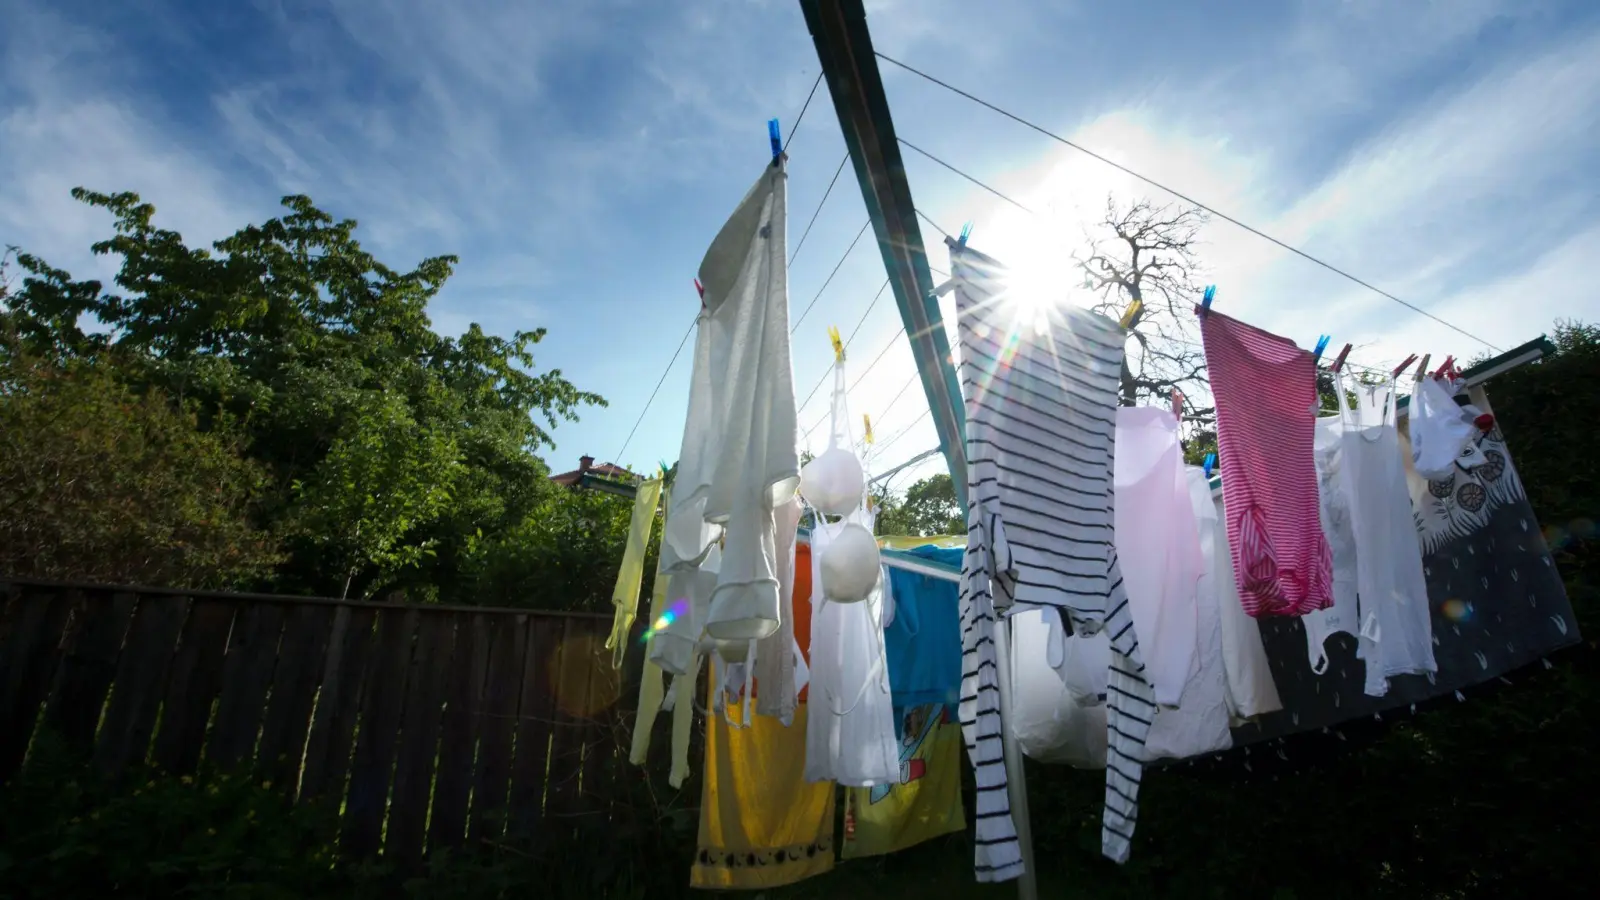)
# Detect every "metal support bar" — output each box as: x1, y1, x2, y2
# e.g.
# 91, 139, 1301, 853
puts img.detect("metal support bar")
799, 0, 969, 510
